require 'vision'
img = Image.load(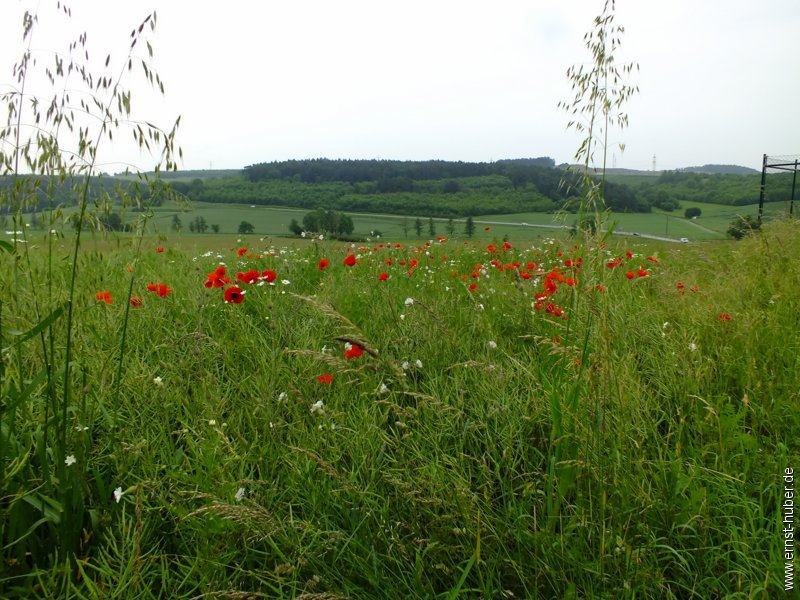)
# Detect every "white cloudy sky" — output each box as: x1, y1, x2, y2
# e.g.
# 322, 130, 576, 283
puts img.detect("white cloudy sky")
1, 0, 798, 173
